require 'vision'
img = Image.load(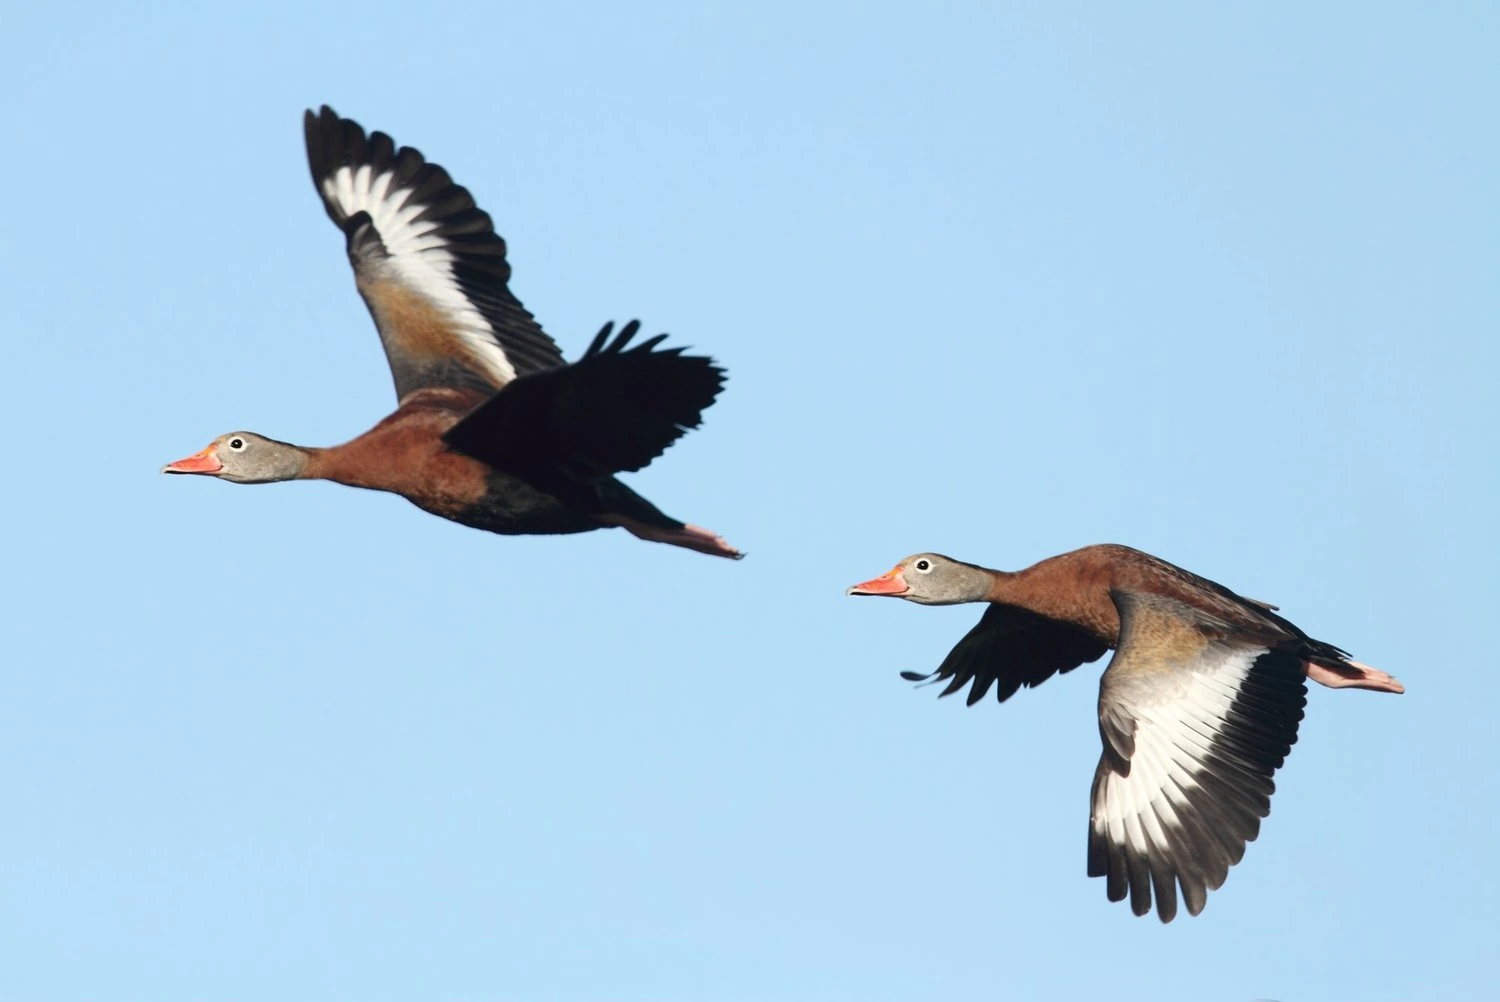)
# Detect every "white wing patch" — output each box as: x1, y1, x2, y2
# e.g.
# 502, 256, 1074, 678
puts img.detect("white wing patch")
322, 165, 517, 386
1093, 646, 1262, 842
1088, 599, 1305, 924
